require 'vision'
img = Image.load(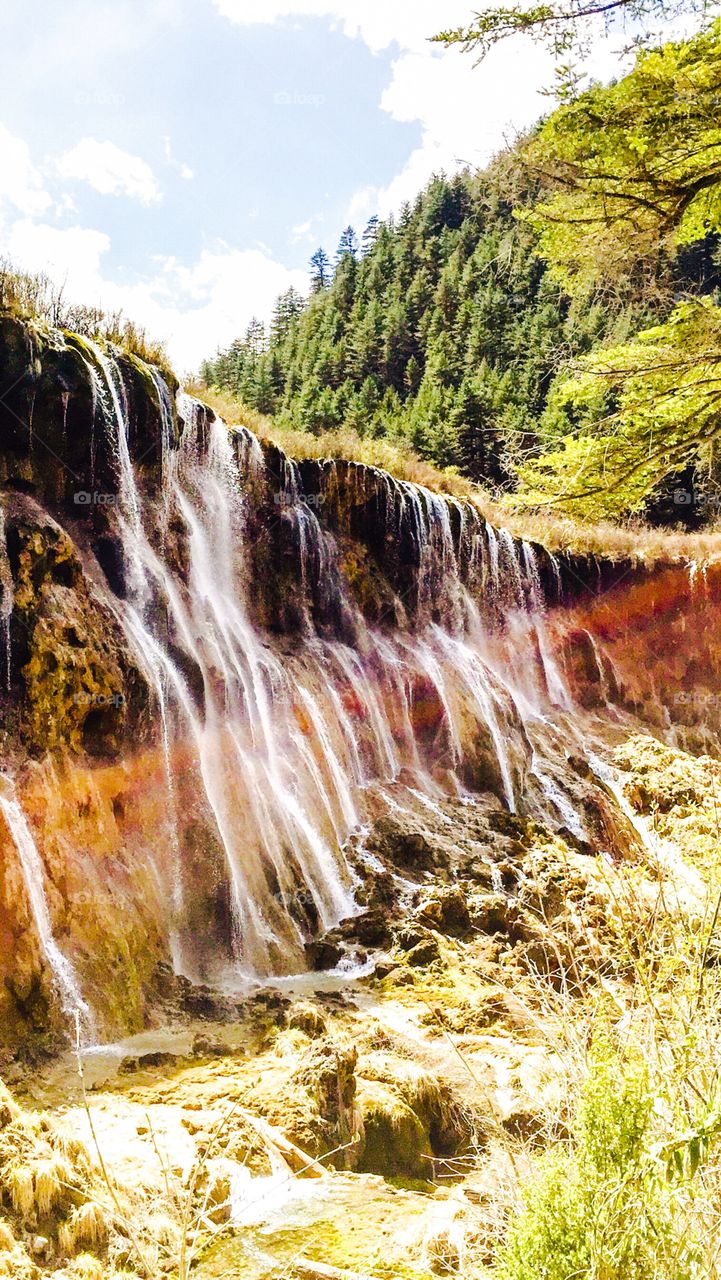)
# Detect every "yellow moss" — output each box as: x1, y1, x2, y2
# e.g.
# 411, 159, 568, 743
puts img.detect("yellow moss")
11, 520, 127, 754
